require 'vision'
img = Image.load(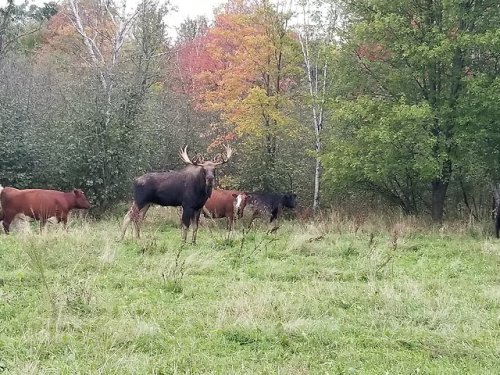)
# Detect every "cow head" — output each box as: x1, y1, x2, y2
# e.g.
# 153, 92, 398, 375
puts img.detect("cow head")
72, 189, 91, 209
232, 192, 250, 219
179, 145, 233, 187
282, 193, 297, 209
